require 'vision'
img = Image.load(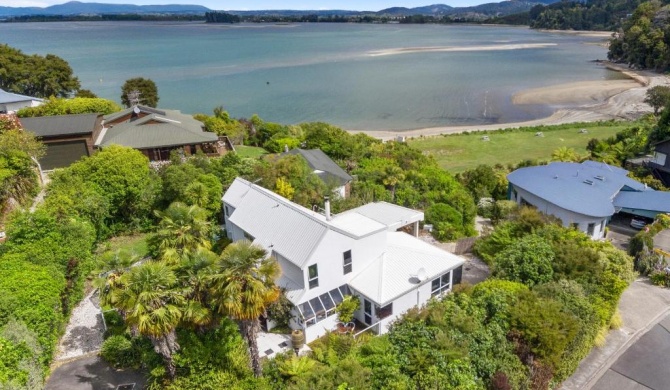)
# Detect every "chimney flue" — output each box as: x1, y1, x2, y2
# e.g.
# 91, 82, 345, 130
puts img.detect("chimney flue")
324, 196, 331, 221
